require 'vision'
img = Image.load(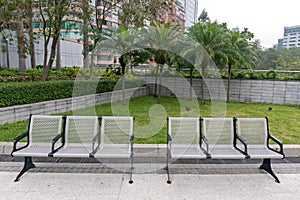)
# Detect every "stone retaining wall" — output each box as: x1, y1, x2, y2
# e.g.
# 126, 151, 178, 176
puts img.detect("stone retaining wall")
0, 87, 148, 124
143, 77, 300, 105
